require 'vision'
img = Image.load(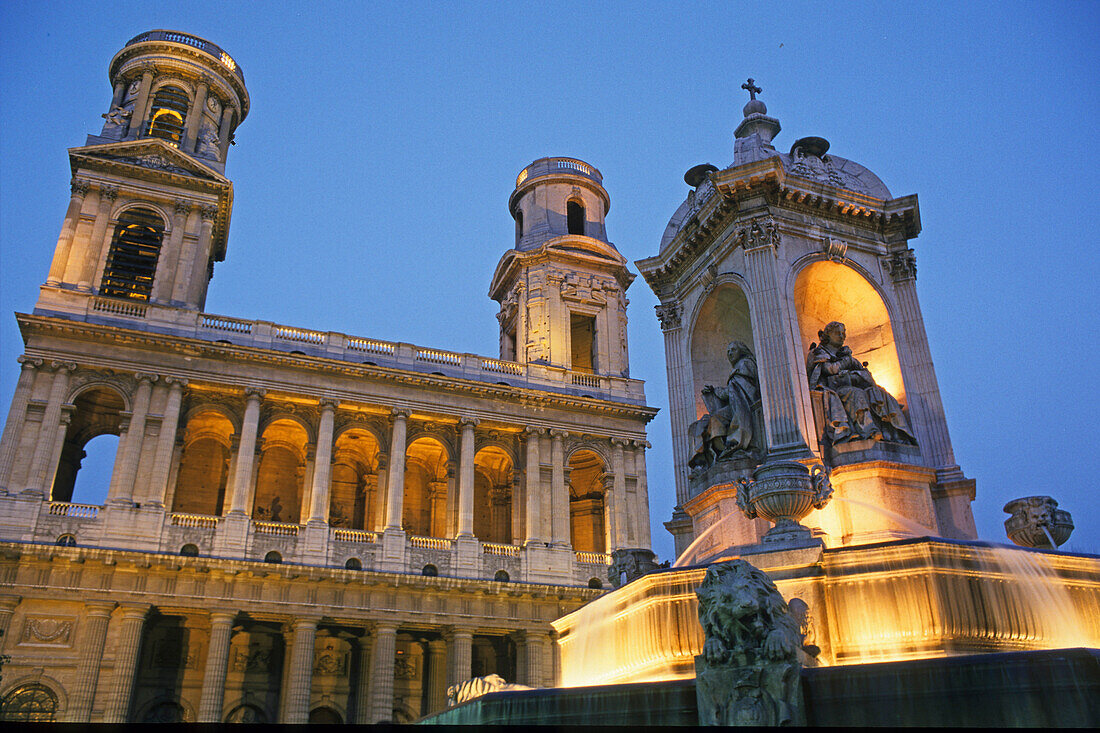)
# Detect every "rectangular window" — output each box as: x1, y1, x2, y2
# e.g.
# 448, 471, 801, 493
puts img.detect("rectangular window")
570, 313, 596, 373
